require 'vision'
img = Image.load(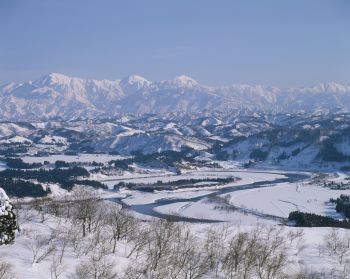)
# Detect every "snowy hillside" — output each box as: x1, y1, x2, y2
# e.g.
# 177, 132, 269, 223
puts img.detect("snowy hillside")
0, 111, 350, 168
